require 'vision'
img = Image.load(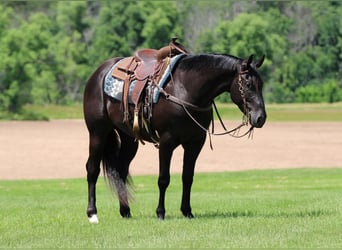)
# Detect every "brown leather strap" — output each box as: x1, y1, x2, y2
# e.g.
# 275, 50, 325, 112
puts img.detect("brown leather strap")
122, 75, 131, 124
120, 58, 139, 124
131, 79, 147, 106
112, 57, 135, 80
